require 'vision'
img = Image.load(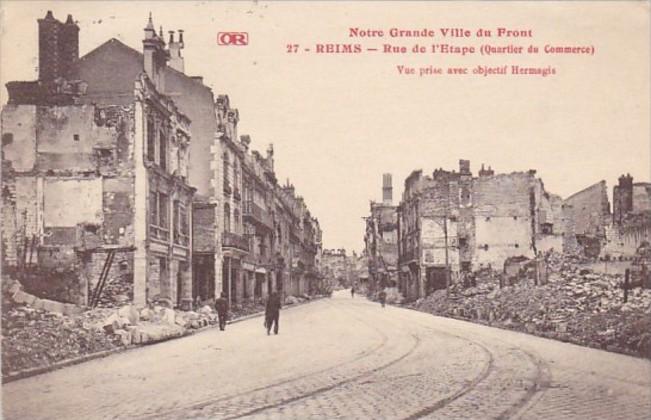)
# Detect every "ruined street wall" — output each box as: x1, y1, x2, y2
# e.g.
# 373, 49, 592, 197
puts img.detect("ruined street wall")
472, 173, 535, 269
563, 180, 610, 236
